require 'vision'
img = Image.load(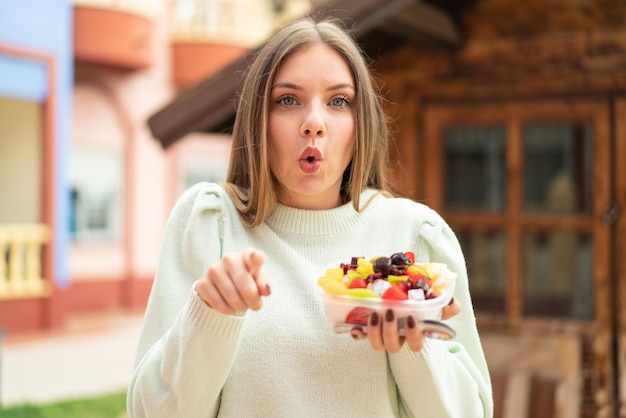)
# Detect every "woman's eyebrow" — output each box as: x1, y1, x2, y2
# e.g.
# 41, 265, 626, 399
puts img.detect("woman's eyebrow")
271, 82, 302, 90
327, 83, 355, 92
271, 82, 355, 91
